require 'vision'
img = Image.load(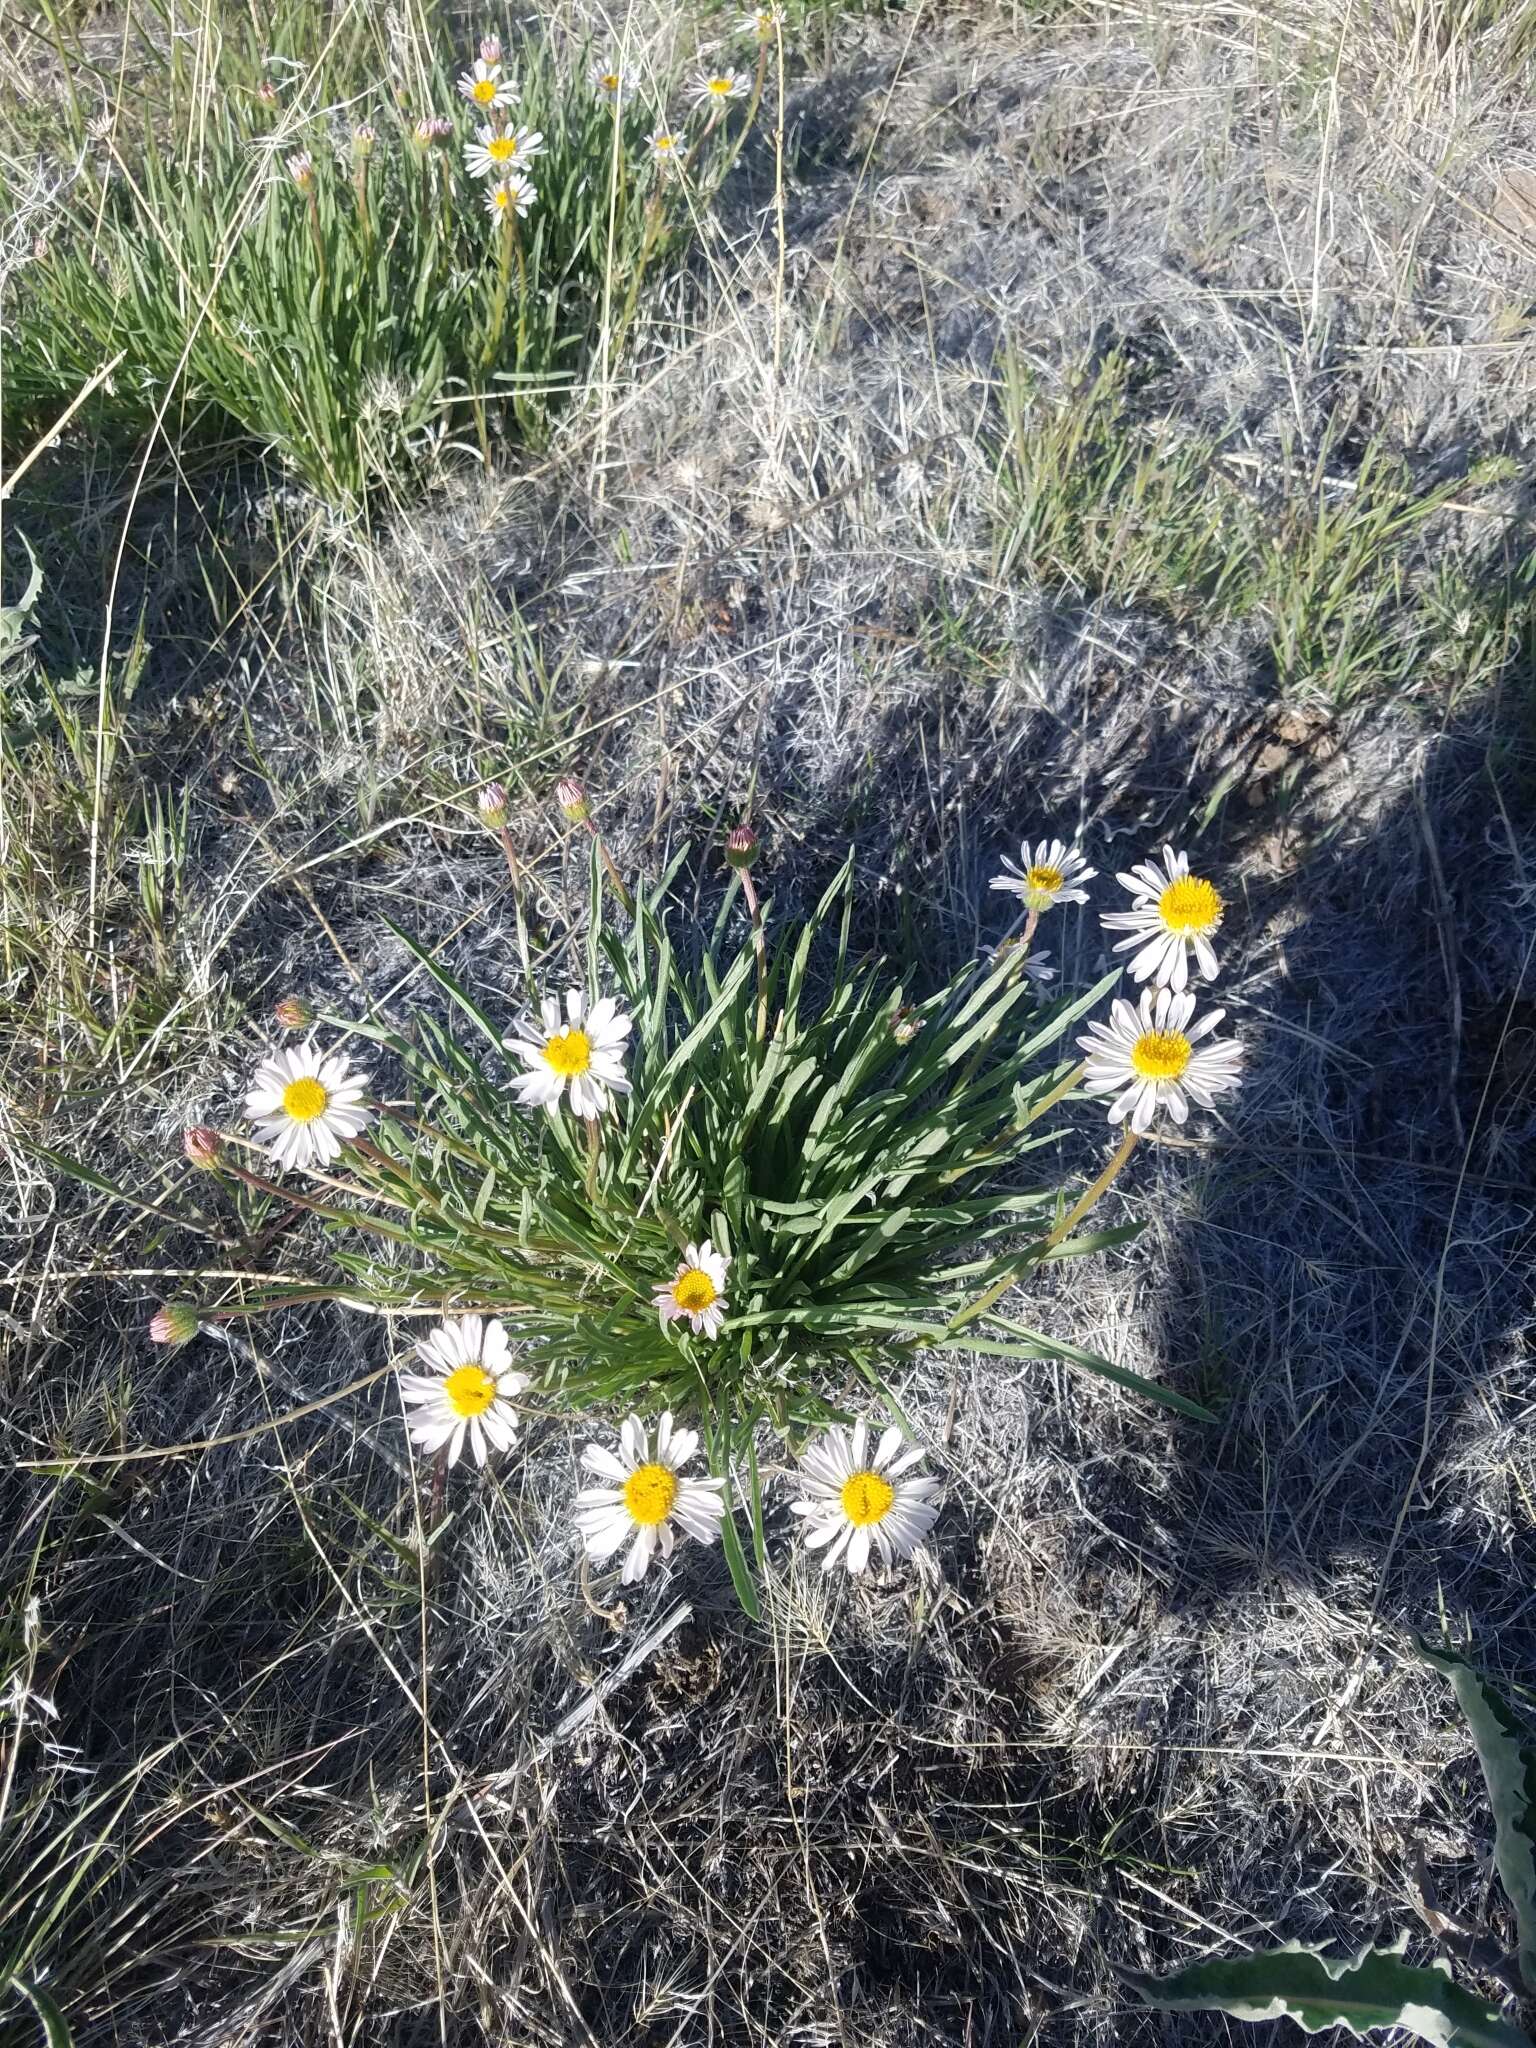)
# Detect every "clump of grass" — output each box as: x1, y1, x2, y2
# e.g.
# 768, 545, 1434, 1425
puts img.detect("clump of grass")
2, 15, 766, 505
992, 346, 1526, 708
